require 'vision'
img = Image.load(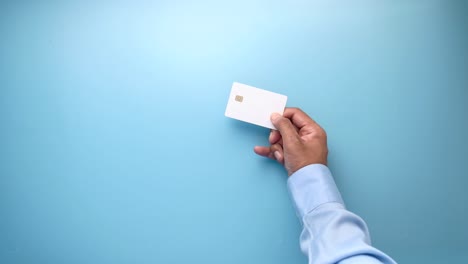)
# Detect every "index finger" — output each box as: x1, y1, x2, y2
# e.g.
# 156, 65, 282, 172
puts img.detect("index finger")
283, 107, 317, 129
